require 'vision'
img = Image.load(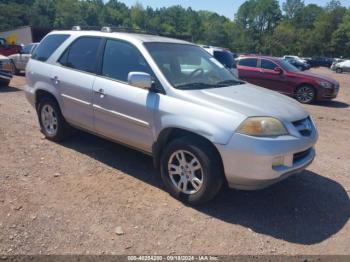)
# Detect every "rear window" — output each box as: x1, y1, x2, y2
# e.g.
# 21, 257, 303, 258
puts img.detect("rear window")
239, 58, 258, 68
32, 34, 70, 62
